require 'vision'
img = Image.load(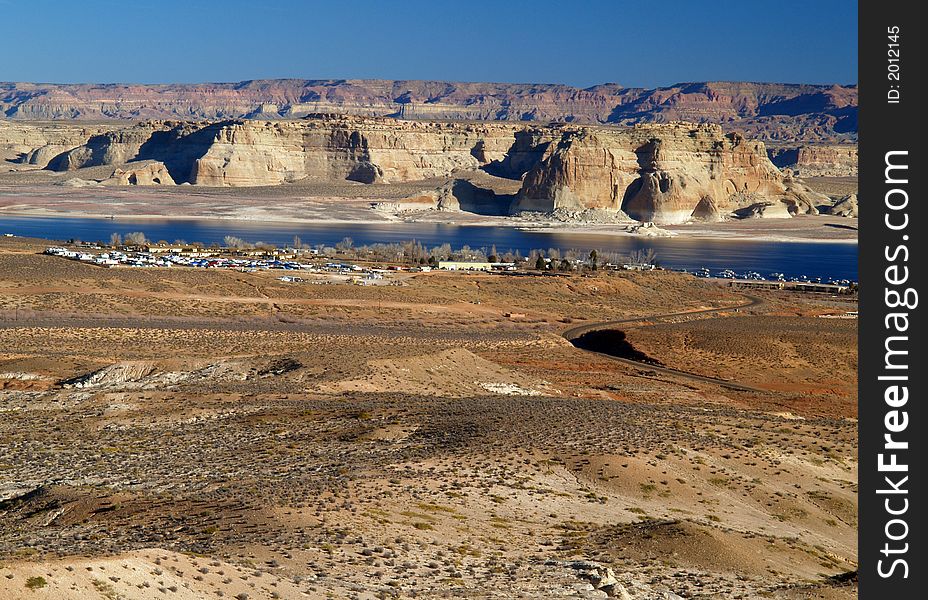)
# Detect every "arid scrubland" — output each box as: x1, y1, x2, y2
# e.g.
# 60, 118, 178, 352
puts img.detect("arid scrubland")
0, 237, 857, 599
